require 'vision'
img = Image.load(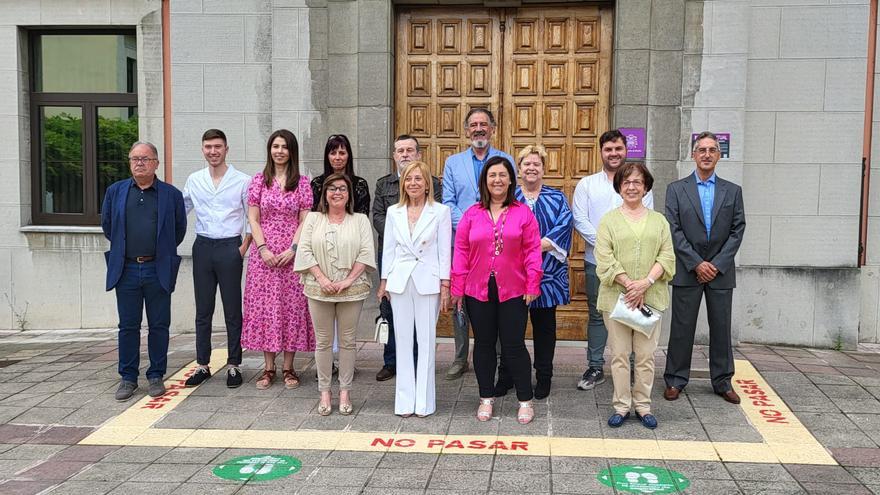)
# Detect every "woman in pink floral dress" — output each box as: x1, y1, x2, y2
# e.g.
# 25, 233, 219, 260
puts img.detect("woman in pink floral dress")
242, 129, 315, 390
